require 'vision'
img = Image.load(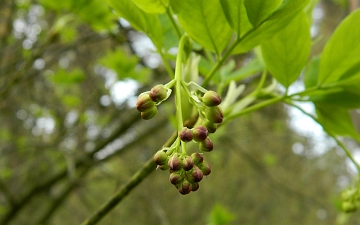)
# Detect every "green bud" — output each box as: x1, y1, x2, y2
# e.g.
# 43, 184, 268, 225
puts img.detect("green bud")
202, 90, 222, 107
199, 137, 213, 152
156, 164, 169, 171
140, 106, 158, 120
204, 120, 217, 133
153, 150, 168, 165
179, 127, 193, 142
191, 153, 203, 165
181, 156, 194, 171
342, 201, 357, 213
192, 125, 208, 142
136, 93, 155, 112
199, 161, 211, 176
190, 182, 200, 192
190, 166, 203, 182
205, 106, 224, 123
168, 153, 182, 171
149, 84, 168, 102
169, 172, 183, 185
178, 180, 191, 195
